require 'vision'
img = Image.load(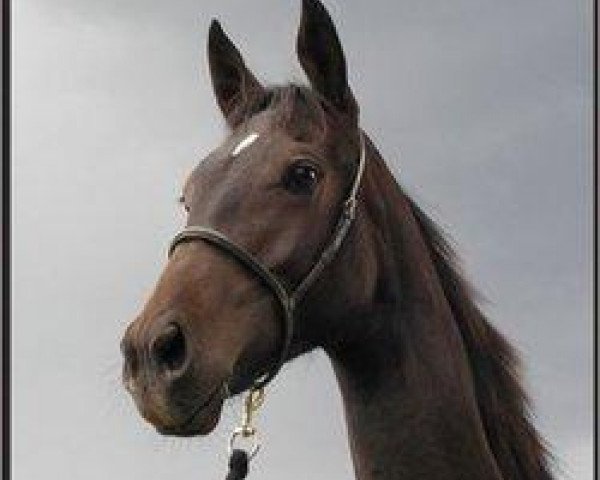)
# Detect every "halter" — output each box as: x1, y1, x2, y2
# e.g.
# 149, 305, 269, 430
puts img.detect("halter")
167, 132, 366, 477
